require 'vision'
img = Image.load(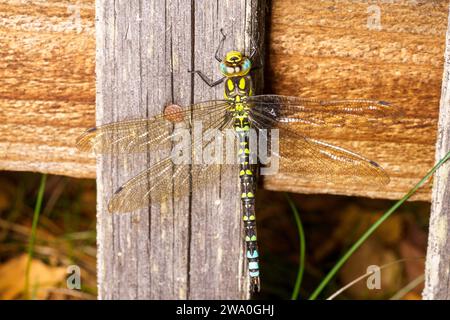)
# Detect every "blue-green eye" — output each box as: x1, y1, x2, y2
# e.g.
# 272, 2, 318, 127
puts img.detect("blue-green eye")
243, 59, 251, 71
220, 63, 227, 73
